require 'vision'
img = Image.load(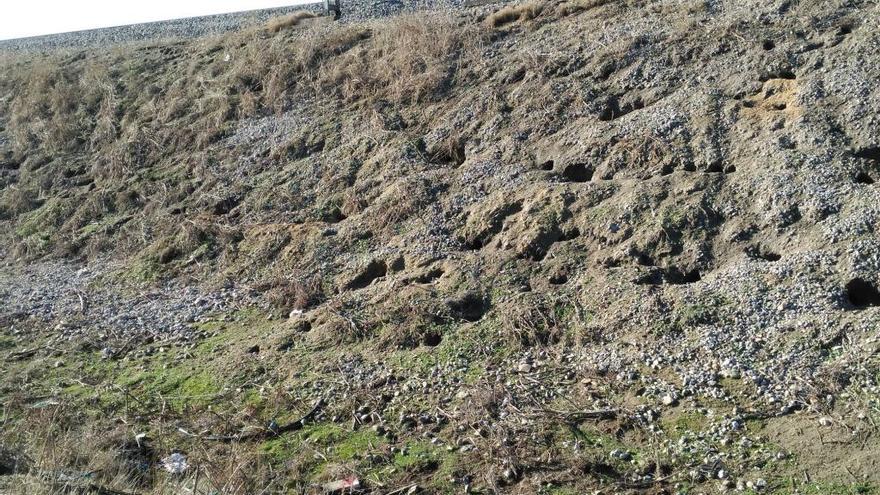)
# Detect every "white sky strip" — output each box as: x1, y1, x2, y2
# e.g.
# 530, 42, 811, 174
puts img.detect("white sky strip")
0, 0, 311, 41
